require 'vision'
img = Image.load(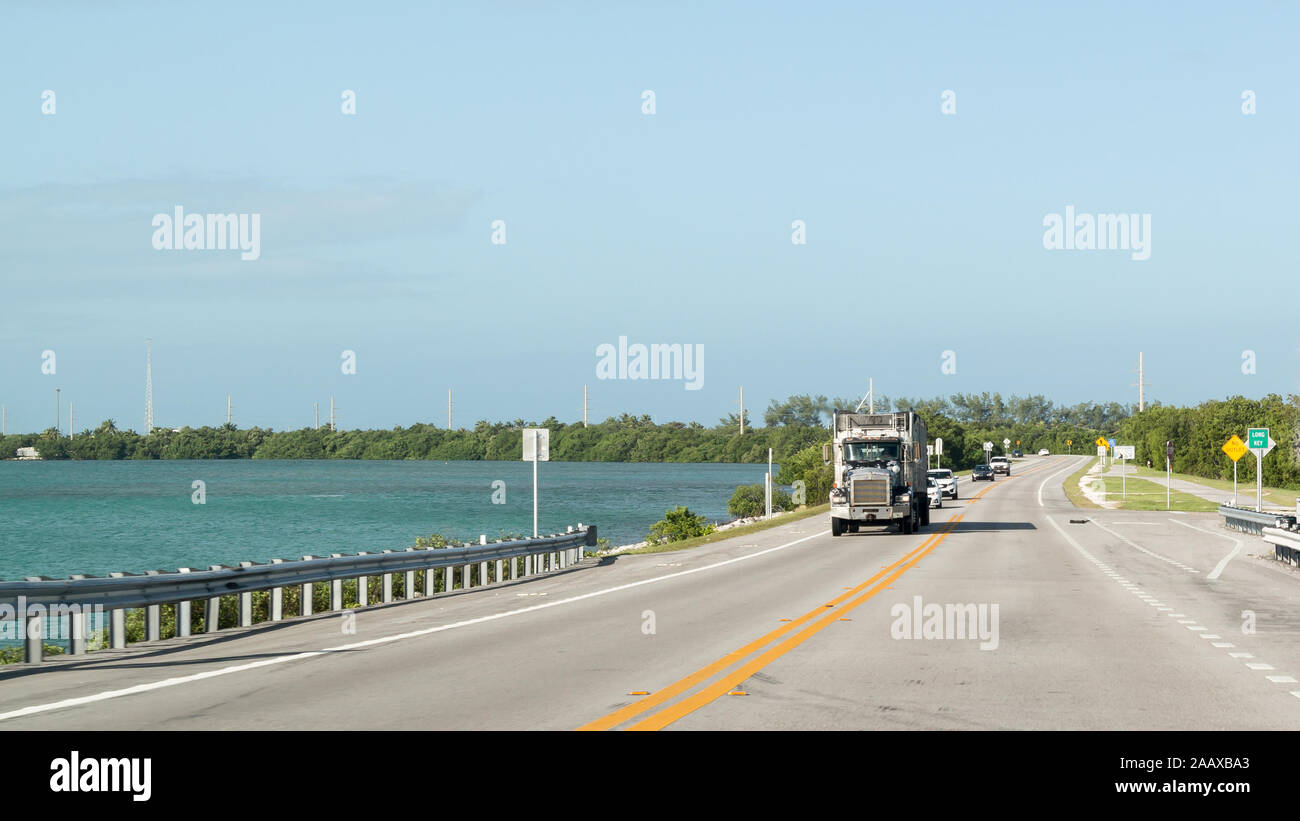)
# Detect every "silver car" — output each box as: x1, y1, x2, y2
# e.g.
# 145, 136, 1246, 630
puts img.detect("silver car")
927, 477, 942, 508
